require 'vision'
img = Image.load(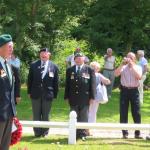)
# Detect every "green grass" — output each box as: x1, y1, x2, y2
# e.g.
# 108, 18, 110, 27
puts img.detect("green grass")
10, 135, 150, 150
10, 88, 150, 150
17, 88, 150, 123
